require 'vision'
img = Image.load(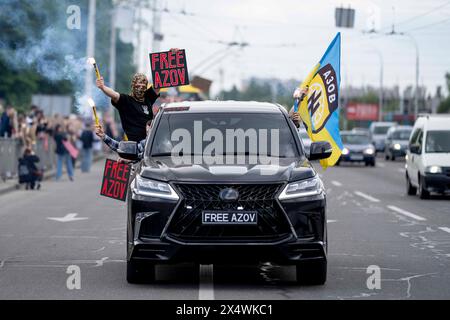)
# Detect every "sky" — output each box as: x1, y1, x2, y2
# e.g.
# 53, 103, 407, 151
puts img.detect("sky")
131, 0, 450, 97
